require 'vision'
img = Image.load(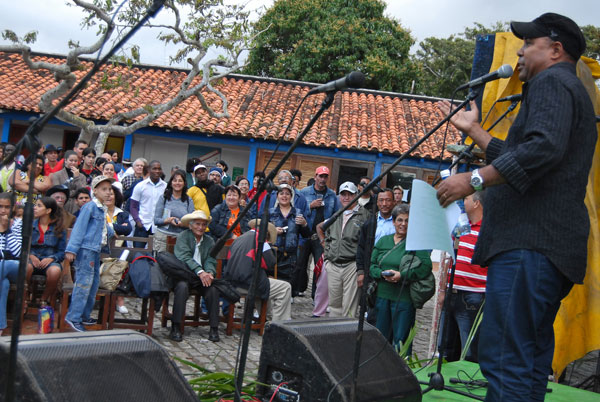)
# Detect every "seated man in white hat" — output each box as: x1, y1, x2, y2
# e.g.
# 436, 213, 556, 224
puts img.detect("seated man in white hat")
225, 219, 292, 322
172, 210, 220, 342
